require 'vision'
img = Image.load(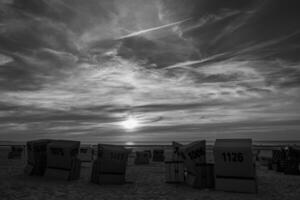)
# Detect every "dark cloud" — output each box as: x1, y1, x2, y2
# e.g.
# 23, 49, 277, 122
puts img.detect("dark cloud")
118, 36, 199, 68
0, 59, 43, 91
266, 66, 300, 88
